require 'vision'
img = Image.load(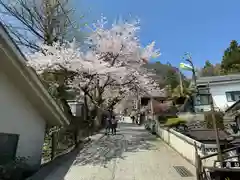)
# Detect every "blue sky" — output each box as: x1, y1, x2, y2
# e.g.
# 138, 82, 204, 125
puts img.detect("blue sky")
74, 0, 240, 70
